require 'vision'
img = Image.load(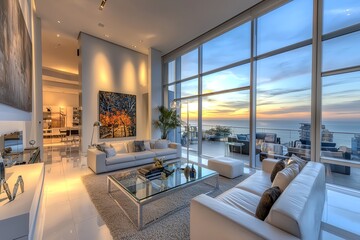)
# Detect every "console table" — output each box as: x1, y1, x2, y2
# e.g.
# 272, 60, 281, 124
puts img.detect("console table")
0, 163, 45, 240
